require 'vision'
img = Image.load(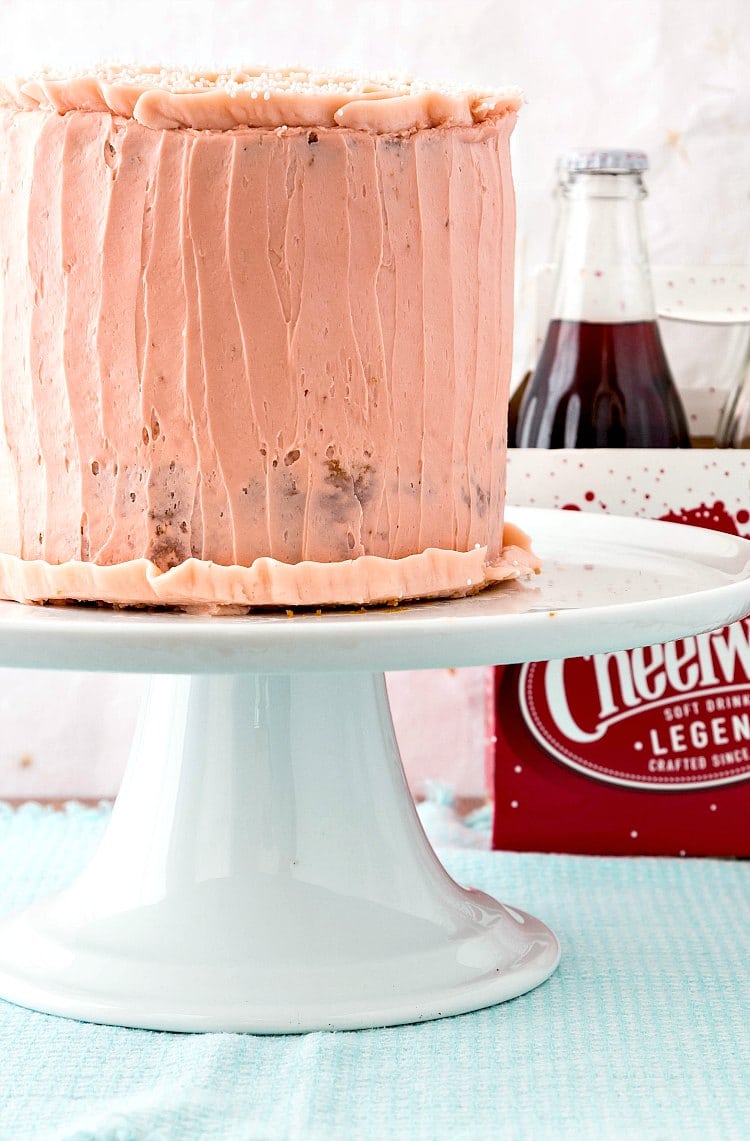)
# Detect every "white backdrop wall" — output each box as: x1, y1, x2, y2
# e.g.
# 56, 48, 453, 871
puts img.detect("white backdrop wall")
0, 0, 748, 797
3, 0, 750, 384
